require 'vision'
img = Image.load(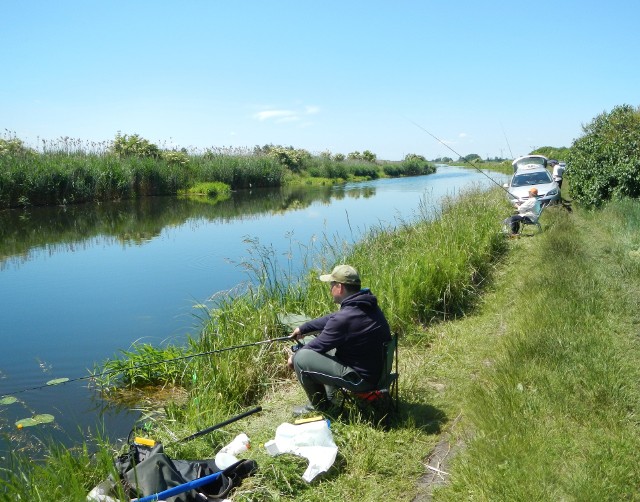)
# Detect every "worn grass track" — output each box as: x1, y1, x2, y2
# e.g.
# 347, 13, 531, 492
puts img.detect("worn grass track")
424, 201, 640, 501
